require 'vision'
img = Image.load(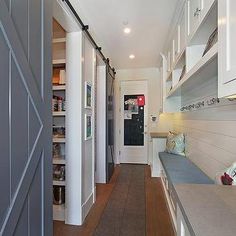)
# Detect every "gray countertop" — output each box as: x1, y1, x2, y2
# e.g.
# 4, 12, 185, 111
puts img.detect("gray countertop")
175, 184, 236, 236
